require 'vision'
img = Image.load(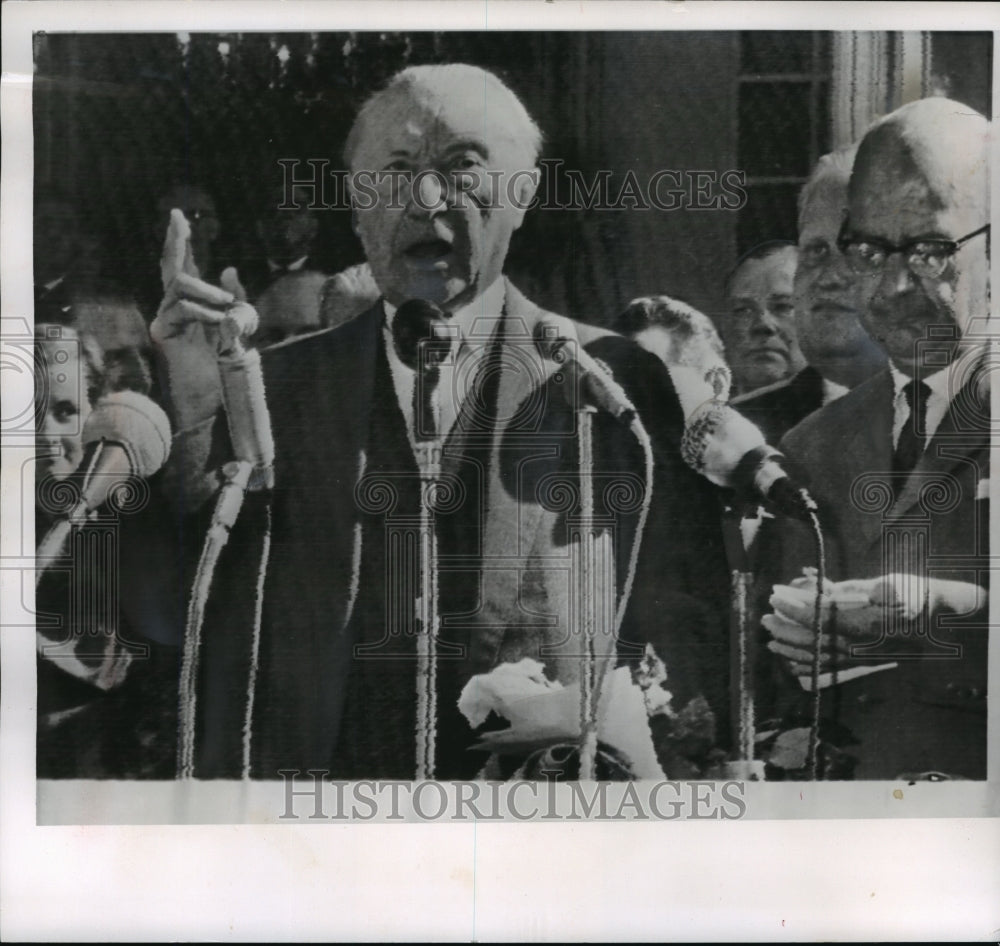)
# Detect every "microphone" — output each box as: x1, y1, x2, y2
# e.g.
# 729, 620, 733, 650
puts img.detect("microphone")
681, 401, 817, 521
218, 346, 275, 489
393, 299, 455, 443
534, 314, 637, 422
72, 390, 172, 520
36, 391, 172, 581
